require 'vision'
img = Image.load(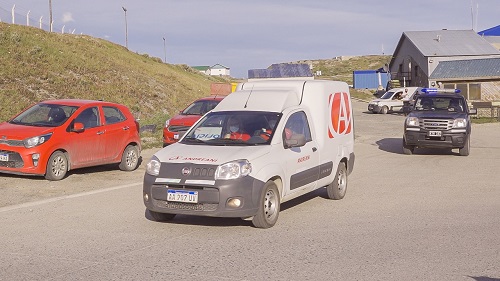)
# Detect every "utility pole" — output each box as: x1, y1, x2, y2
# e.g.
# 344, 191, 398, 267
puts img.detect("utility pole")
163, 37, 167, 63
49, 0, 53, 32
122, 7, 128, 49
